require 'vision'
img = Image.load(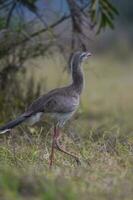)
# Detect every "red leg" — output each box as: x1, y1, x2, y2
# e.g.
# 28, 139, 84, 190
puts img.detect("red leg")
55, 128, 81, 165
49, 126, 56, 168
